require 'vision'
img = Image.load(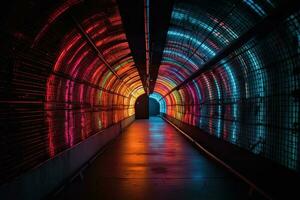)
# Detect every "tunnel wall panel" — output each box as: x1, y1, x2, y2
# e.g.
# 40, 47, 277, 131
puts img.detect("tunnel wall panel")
0, 115, 134, 200
155, 2, 300, 173
121, 114, 135, 129
161, 113, 300, 199
0, 0, 144, 186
